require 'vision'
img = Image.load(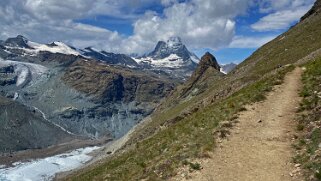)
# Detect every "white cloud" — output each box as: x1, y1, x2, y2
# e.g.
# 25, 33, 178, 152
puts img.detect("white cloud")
121, 0, 252, 54
251, 0, 315, 31
0, 0, 315, 55
229, 35, 276, 48
161, 0, 178, 6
